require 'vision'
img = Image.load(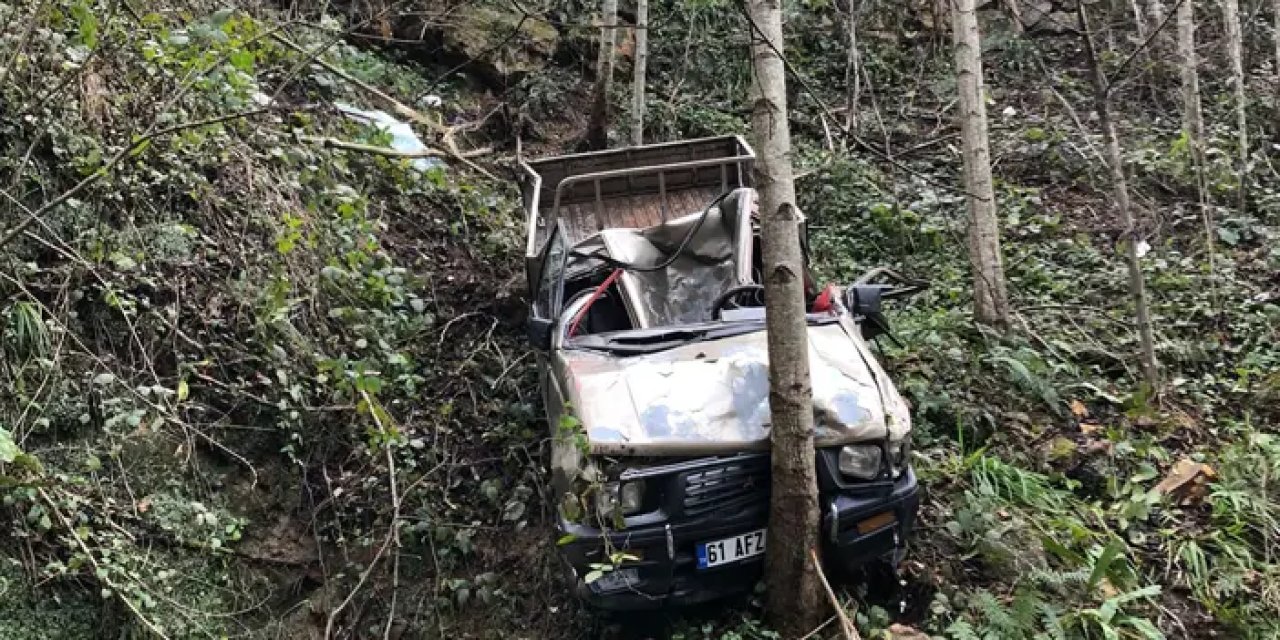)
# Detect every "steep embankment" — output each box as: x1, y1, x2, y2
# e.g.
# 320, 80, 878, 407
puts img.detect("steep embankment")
0, 3, 569, 637
3, 0, 1280, 638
